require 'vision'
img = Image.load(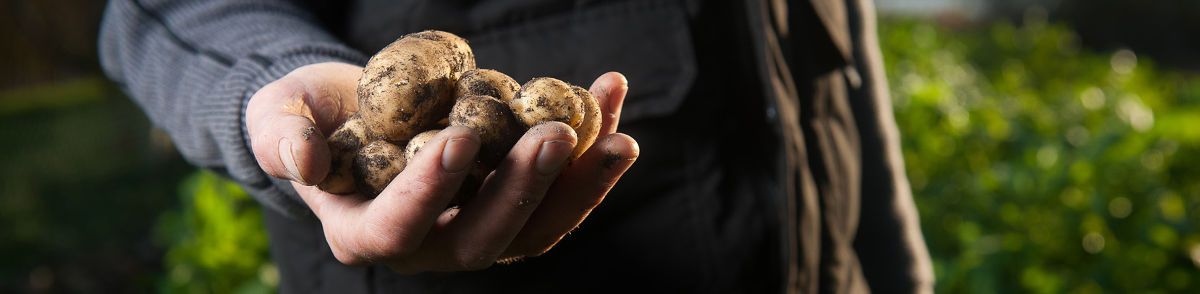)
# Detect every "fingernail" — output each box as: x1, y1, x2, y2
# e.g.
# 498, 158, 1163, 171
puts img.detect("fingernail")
442, 138, 477, 173
278, 137, 305, 183
536, 140, 574, 175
